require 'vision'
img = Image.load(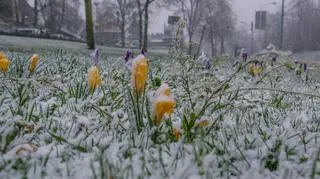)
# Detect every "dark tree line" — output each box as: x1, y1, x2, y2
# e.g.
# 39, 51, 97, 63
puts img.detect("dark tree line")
0, 0, 235, 53
263, 0, 320, 52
